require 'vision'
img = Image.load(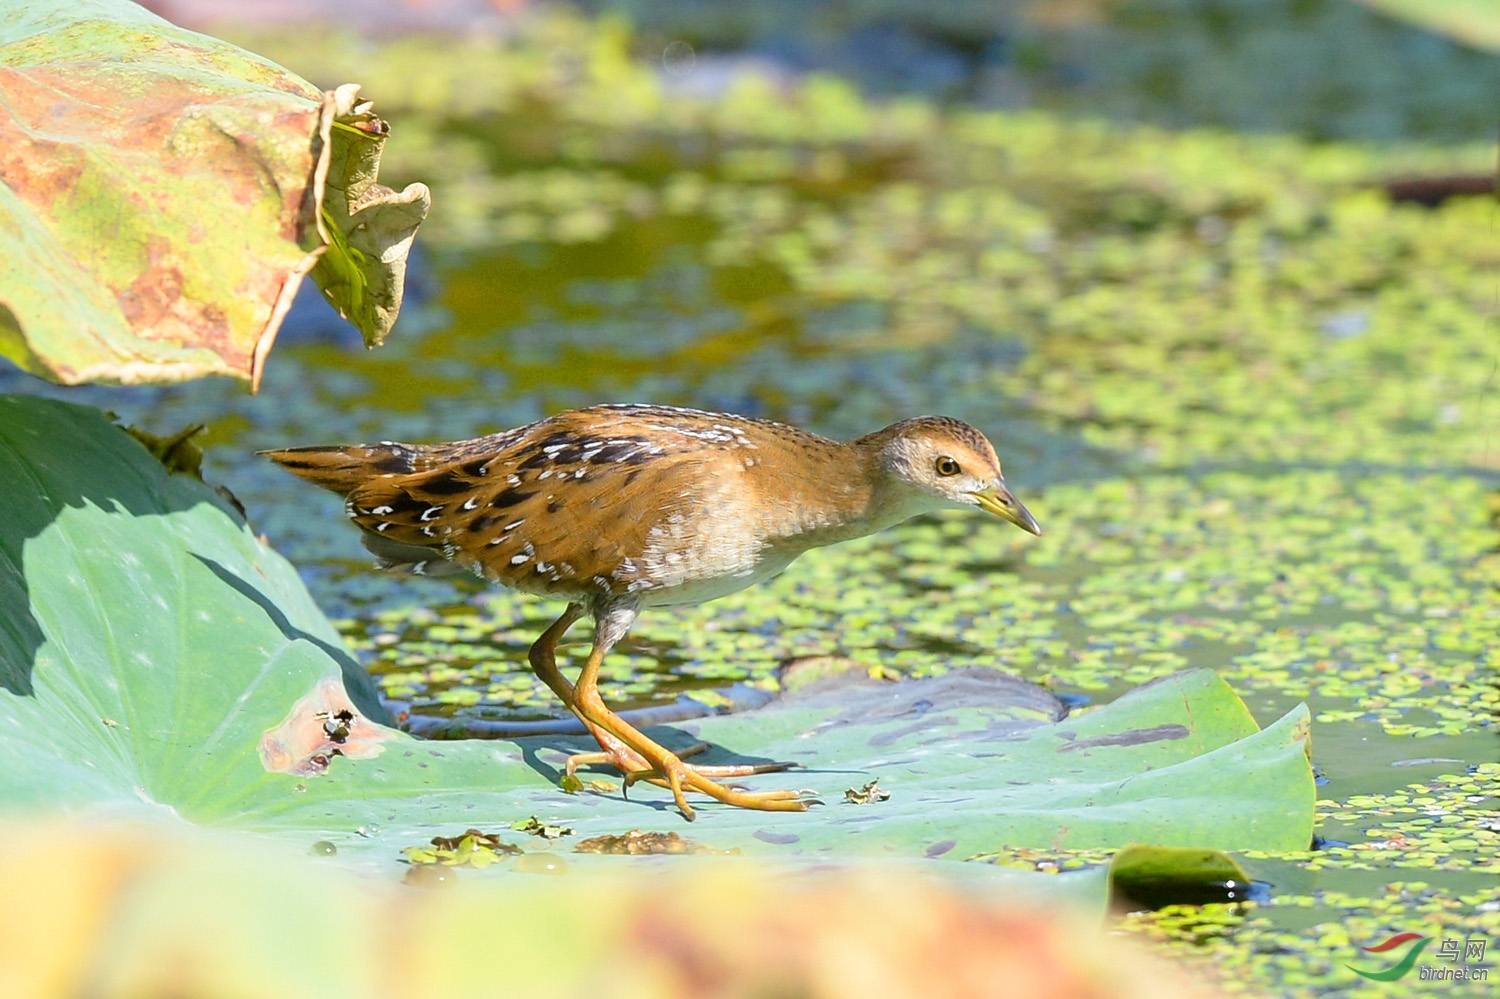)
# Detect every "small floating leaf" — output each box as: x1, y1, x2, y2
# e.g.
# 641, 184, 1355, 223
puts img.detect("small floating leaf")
511, 817, 575, 840
843, 780, 890, 805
